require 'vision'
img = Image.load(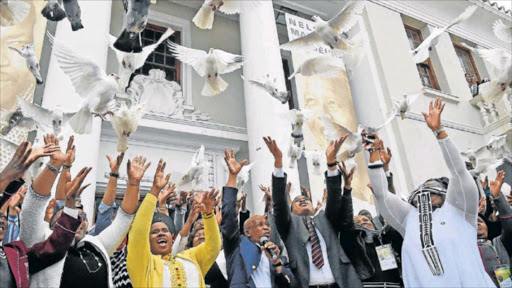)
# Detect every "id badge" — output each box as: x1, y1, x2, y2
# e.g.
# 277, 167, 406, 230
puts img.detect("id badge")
494, 265, 512, 288
375, 244, 398, 271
